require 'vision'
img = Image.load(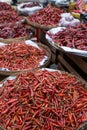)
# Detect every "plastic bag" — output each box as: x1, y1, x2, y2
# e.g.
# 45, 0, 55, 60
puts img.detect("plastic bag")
61, 13, 74, 21
70, 19, 80, 26
55, 0, 69, 6
59, 18, 70, 27
0, 0, 11, 4
59, 13, 80, 27
17, 2, 43, 15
